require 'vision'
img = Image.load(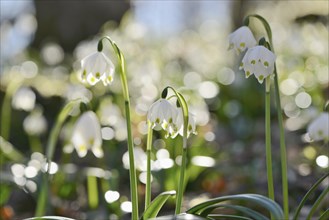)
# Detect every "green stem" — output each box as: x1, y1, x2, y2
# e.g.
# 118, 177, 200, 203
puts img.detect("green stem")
175, 143, 187, 215
247, 14, 289, 218
162, 86, 189, 215
273, 64, 289, 219
145, 121, 153, 209
87, 175, 99, 209
265, 78, 275, 204
1, 80, 22, 140
28, 135, 43, 153
35, 99, 81, 216
99, 36, 139, 219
